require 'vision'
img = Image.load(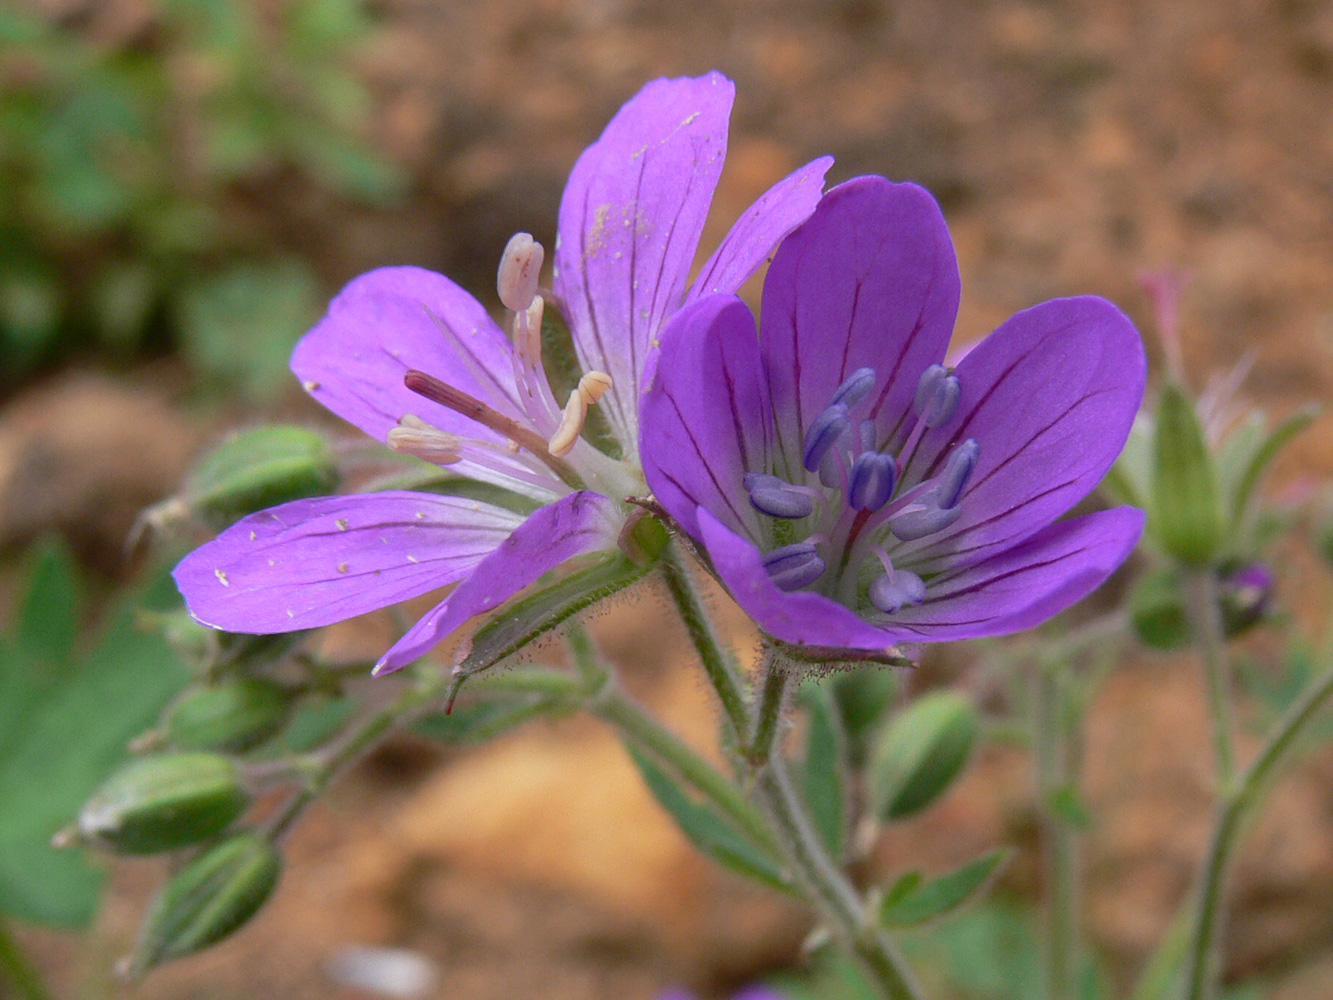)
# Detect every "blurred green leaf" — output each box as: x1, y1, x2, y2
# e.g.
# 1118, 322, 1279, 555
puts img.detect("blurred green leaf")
627, 746, 790, 893
0, 543, 191, 927
90, 261, 157, 349
281, 694, 355, 753
175, 260, 320, 399
0, 266, 62, 363
870, 691, 978, 822
413, 698, 559, 743
1151, 382, 1224, 565
879, 849, 1010, 927
1048, 786, 1093, 830
1231, 406, 1318, 527
800, 681, 846, 862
